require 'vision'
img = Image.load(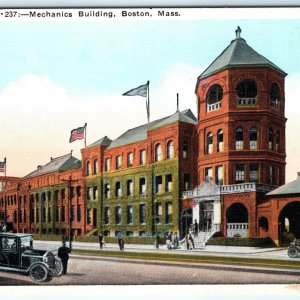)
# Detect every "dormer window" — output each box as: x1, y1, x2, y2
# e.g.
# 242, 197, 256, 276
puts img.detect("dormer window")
236, 80, 257, 105
206, 84, 223, 112
270, 83, 280, 109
